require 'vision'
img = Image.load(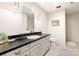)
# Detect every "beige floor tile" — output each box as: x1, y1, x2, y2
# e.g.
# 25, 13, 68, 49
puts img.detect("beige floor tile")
45, 42, 79, 56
